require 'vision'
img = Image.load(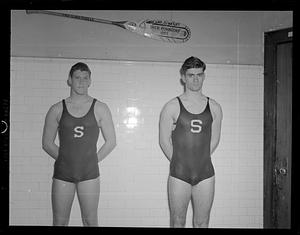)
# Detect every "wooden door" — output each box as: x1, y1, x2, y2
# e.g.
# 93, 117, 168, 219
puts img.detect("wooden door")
264, 28, 292, 228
